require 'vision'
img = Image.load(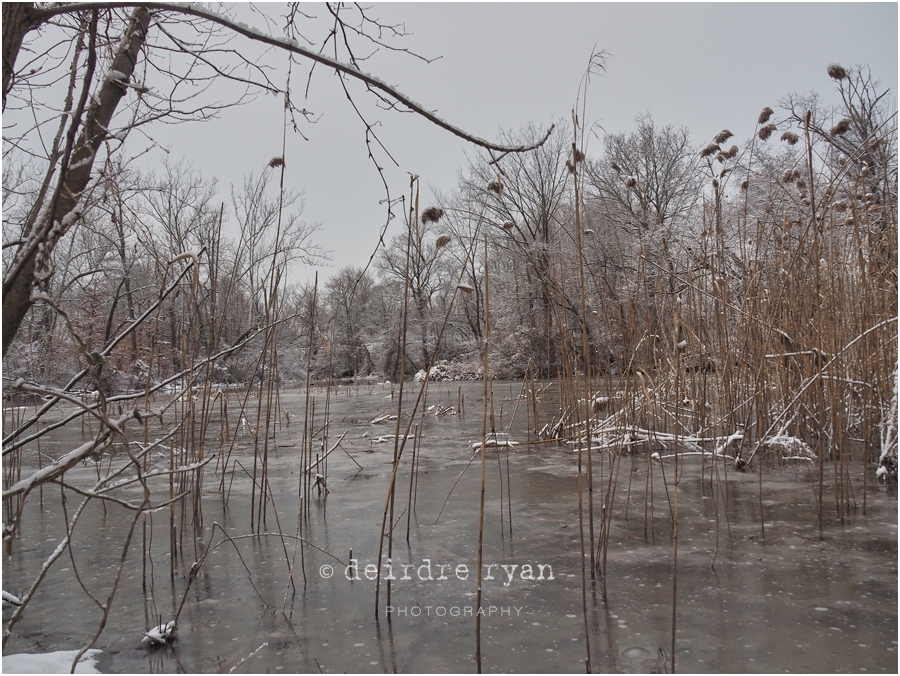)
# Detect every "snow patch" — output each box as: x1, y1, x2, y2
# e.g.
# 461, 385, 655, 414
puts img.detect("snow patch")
3, 649, 102, 674
143, 619, 176, 646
